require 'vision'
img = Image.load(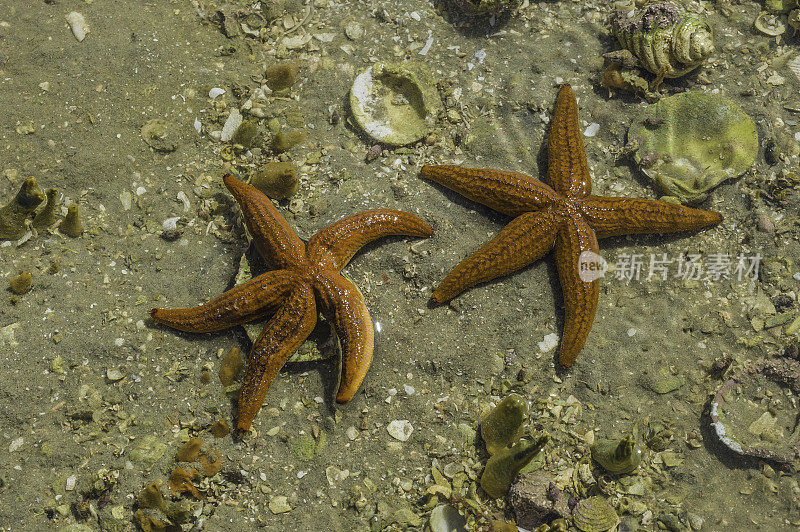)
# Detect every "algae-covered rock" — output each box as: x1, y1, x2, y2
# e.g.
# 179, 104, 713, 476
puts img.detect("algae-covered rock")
628, 91, 758, 203
349, 62, 441, 147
